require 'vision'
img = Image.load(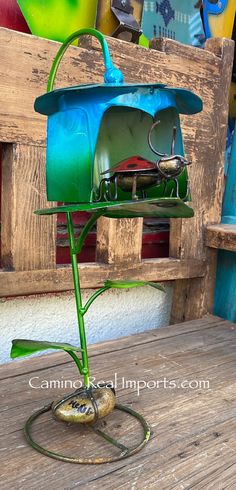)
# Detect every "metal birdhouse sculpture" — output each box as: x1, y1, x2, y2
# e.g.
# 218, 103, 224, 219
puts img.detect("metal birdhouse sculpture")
11, 28, 202, 464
